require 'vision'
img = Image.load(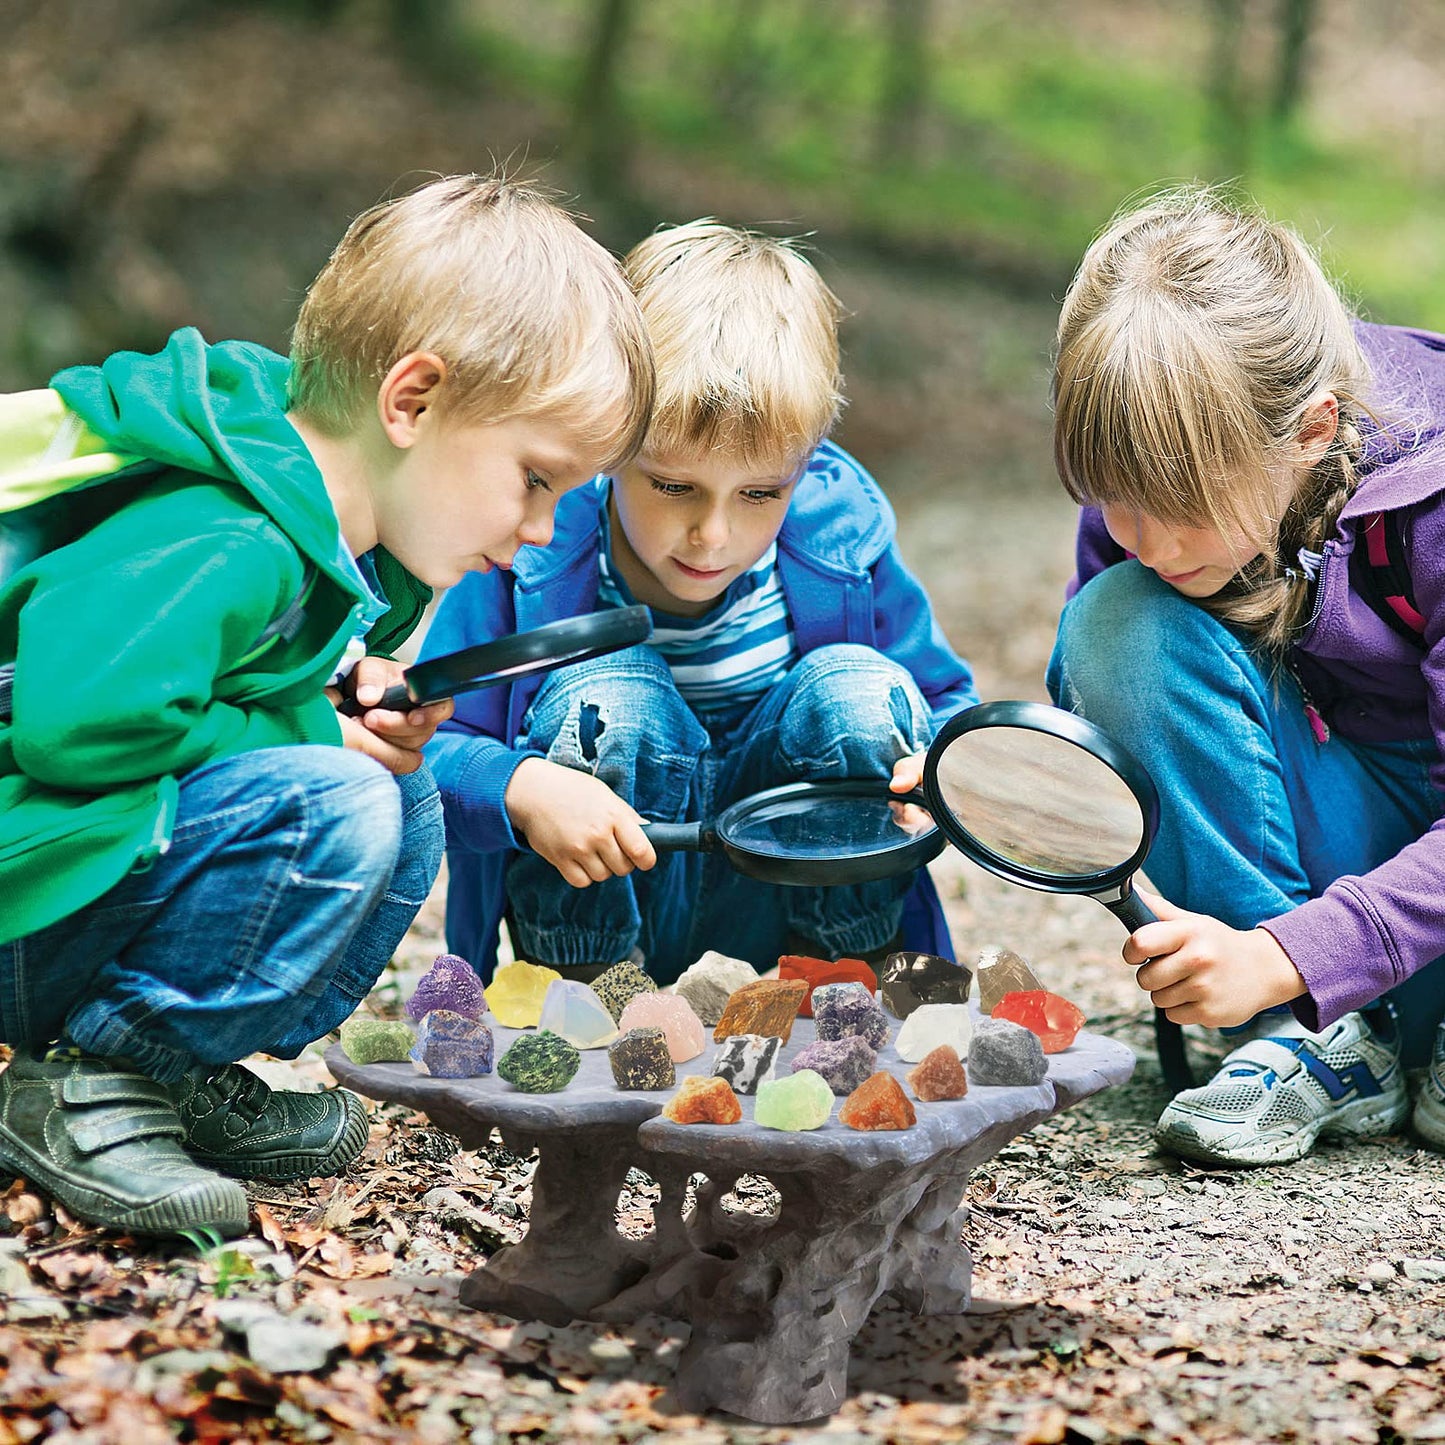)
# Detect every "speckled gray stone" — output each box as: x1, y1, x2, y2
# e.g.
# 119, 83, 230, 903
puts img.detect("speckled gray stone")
969, 1016, 1048, 1086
